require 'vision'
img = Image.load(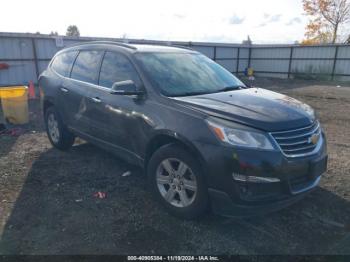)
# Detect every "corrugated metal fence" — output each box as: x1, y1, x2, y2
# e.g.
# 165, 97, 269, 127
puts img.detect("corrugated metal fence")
1, 32, 350, 86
